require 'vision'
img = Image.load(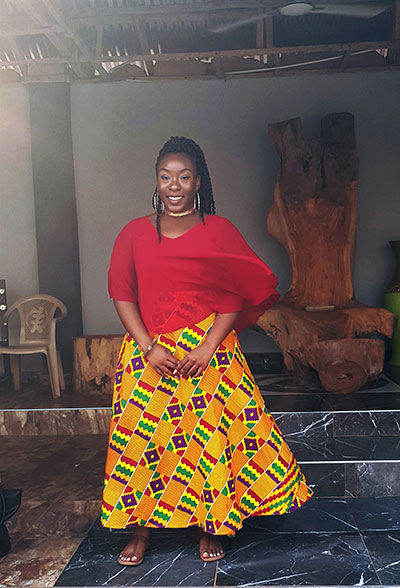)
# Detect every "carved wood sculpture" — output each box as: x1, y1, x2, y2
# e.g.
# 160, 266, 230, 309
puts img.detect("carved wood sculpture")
257, 113, 396, 393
